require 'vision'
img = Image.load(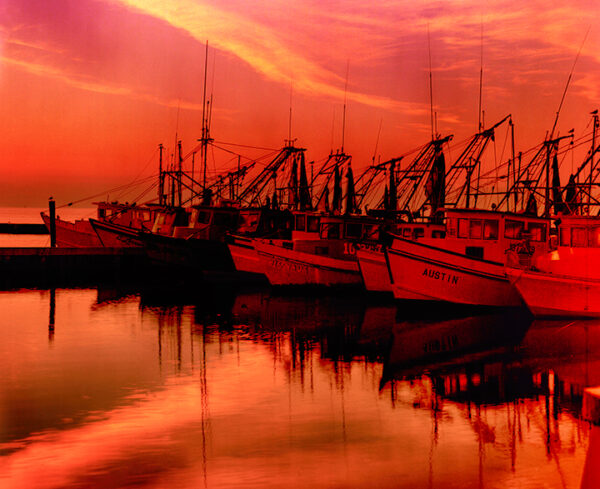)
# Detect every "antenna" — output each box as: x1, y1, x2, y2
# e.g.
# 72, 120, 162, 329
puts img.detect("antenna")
288, 79, 293, 146
478, 21, 483, 131
330, 107, 336, 153
201, 41, 209, 191
372, 118, 383, 164
427, 25, 434, 140
341, 60, 349, 153
550, 27, 590, 139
